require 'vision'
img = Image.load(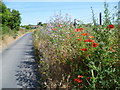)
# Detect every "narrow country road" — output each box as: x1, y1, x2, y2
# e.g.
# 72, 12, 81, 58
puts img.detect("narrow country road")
0, 32, 38, 89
